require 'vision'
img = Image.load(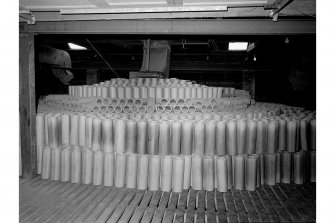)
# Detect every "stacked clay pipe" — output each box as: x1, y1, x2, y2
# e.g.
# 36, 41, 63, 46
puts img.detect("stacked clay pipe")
38, 94, 250, 114
36, 98, 316, 192
68, 78, 238, 99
